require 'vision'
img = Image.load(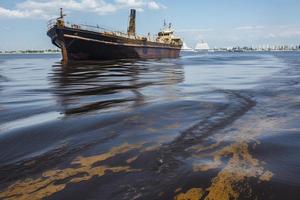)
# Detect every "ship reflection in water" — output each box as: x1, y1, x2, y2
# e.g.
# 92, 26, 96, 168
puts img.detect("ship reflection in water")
51, 59, 184, 116
1, 52, 300, 200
